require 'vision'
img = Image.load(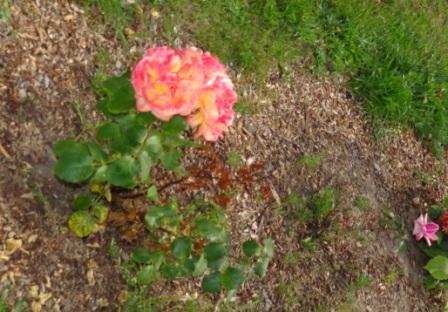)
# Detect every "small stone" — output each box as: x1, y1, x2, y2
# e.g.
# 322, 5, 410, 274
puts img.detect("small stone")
18, 89, 27, 102
412, 197, 420, 206
28, 234, 38, 243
